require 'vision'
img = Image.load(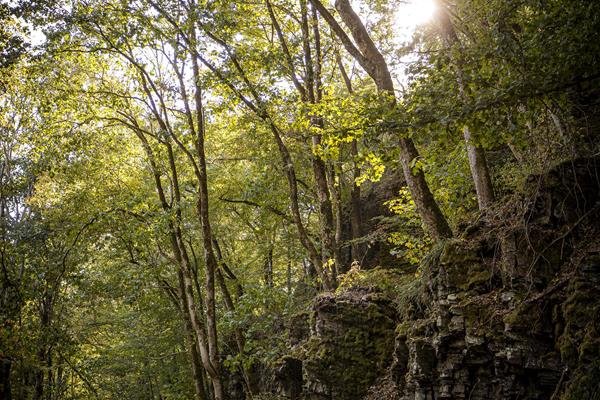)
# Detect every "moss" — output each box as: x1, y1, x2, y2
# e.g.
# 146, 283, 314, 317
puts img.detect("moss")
457, 265, 492, 292
557, 263, 600, 367
395, 321, 411, 339
301, 331, 394, 399
460, 299, 494, 337
298, 290, 397, 400
578, 331, 600, 364
439, 239, 480, 266
503, 299, 554, 337
561, 360, 600, 400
